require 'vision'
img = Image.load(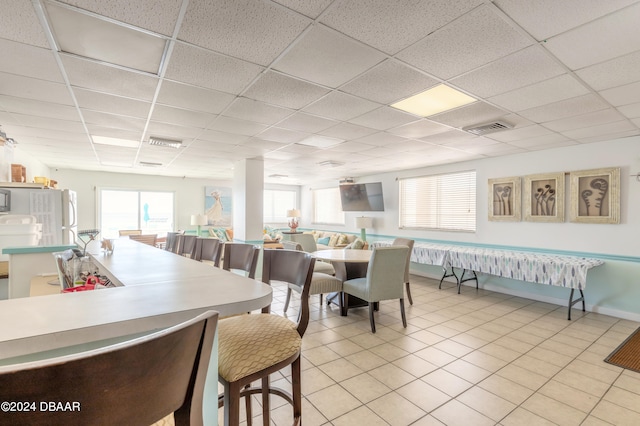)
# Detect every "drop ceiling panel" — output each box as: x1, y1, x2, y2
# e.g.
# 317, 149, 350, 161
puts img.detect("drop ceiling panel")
0, 39, 63, 83
0, 72, 73, 105
7, 114, 85, 133
273, 25, 385, 88
208, 116, 269, 136
485, 124, 555, 142
74, 88, 151, 118
0, 0, 49, 47
318, 122, 376, 140
256, 127, 308, 144
243, 71, 330, 109
178, 0, 310, 66
277, 112, 337, 133
428, 102, 508, 129
87, 126, 142, 141
81, 110, 146, 132
320, 0, 484, 55
389, 119, 454, 139
302, 92, 380, 121
150, 104, 215, 128
488, 74, 589, 112
340, 59, 439, 105
518, 94, 609, 123
450, 45, 566, 98
324, 141, 376, 153
600, 81, 640, 107
397, 5, 532, 80
420, 129, 478, 145
507, 133, 573, 149
198, 129, 250, 145
156, 81, 236, 115
561, 120, 636, 139
62, 55, 158, 100
543, 3, 640, 70
0, 95, 79, 121
354, 132, 410, 147
349, 107, 420, 131
576, 50, 640, 91
145, 121, 204, 140
619, 102, 640, 119
272, 0, 333, 19
164, 42, 264, 95
223, 98, 293, 125
542, 109, 628, 132
2, 126, 87, 143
